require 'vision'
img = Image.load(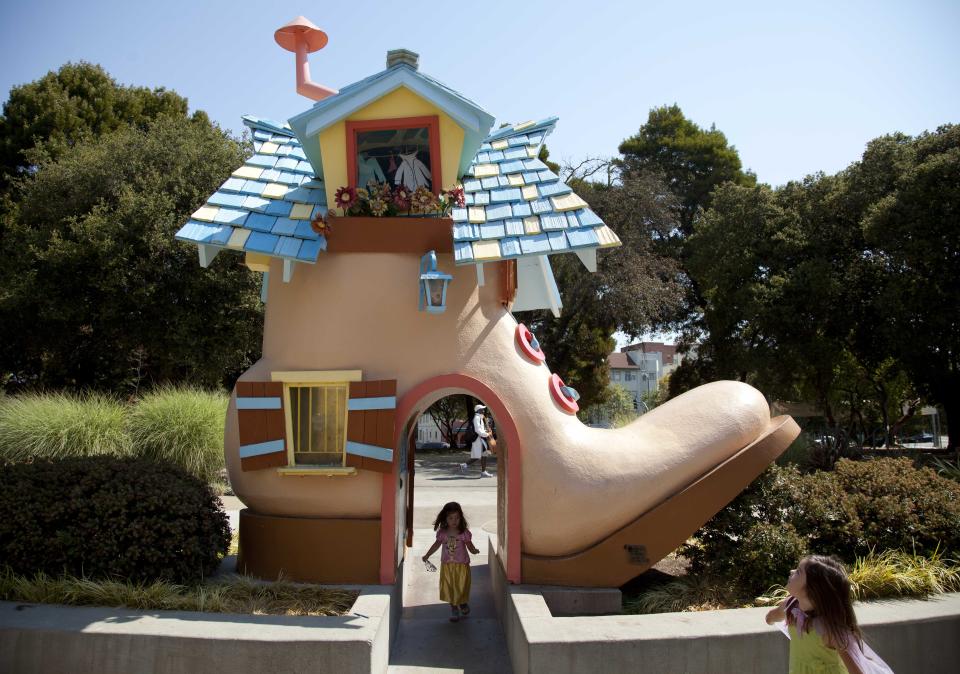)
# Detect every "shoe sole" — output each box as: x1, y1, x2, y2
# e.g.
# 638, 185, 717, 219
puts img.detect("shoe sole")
521, 415, 800, 587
